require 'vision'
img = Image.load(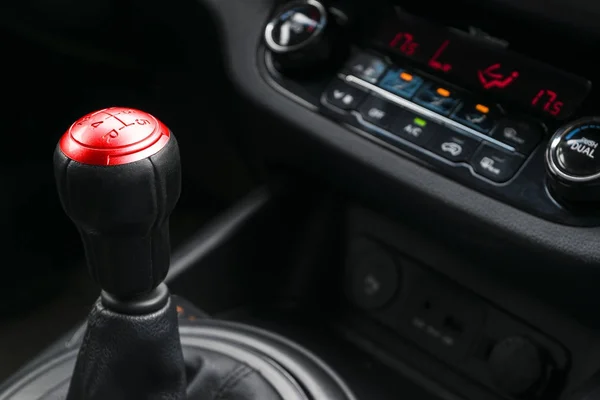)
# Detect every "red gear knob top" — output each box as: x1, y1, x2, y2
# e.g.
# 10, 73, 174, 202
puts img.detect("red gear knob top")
59, 107, 171, 166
